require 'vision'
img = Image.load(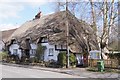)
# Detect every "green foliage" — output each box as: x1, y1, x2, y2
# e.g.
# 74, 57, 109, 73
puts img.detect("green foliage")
36, 44, 46, 62
57, 51, 67, 67
57, 52, 76, 67
0, 51, 8, 60
69, 53, 76, 66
